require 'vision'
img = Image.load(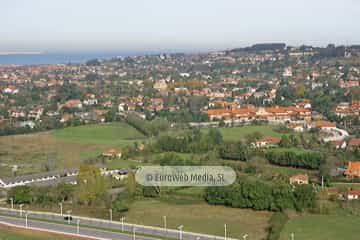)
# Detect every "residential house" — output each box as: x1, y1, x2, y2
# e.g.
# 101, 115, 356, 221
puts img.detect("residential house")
102, 149, 122, 159
60, 113, 73, 123
153, 79, 168, 91
28, 108, 44, 120
83, 93, 98, 106
8, 108, 26, 118
345, 161, 360, 178
339, 80, 359, 88
347, 189, 360, 200
348, 138, 360, 150
330, 140, 347, 149
64, 99, 83, 109
311, 121, 336, 130
289, 174, 309, 185
254, 136, 281, 148
287, 123, 304, 132
3, 85, 19, 94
